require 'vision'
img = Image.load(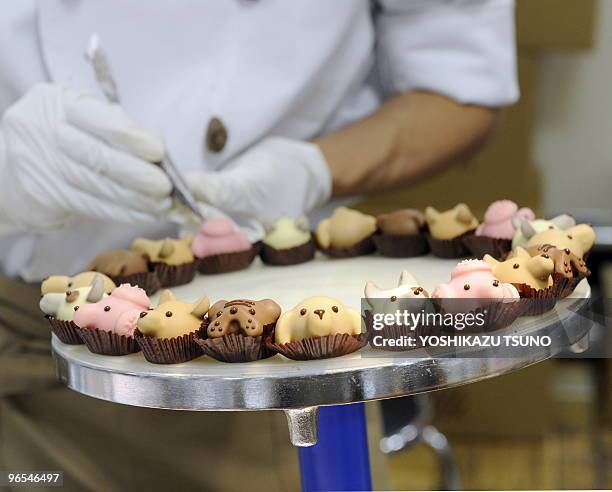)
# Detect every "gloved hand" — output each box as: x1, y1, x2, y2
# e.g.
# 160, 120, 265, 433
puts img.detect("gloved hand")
185, 137, 332, 224
0, 83, 172, 234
